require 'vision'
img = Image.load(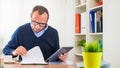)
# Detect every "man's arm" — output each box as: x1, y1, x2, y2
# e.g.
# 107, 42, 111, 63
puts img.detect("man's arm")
53, 29, 68, 62
2, 27, 21, 56
53, 29, 69, 62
